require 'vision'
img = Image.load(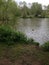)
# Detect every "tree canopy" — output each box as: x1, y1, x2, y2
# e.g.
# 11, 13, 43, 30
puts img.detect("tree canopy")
0, 0, 49, 22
